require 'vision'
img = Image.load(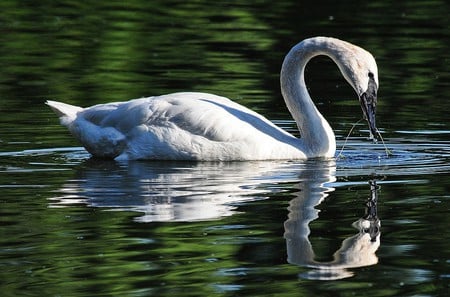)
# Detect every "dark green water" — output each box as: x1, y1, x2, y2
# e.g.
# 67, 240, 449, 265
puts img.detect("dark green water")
0, 1, 449, 296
